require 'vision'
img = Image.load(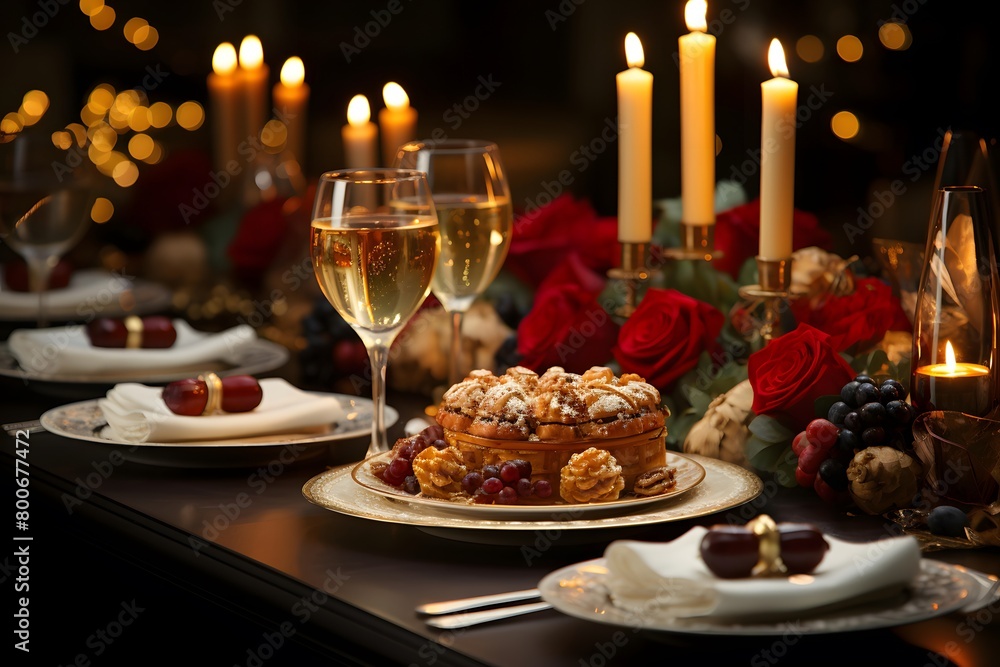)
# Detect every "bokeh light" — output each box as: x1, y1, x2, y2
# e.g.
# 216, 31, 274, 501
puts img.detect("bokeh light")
837, 35, 863, 62
879, 22, 912, 51
796, 35, 824, 63
128, 133, 154, 160
148, 102, 172, 128
831, 110, 860, 140
91, 197, 114, 223
90, 4, 115, 30
176, 101, 205, 130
